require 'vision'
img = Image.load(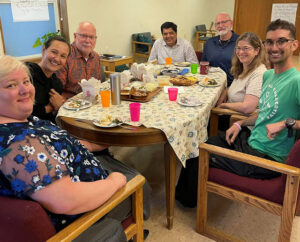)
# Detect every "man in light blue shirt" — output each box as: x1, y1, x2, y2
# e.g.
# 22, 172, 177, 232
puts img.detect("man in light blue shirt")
148, 22, 198, 65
